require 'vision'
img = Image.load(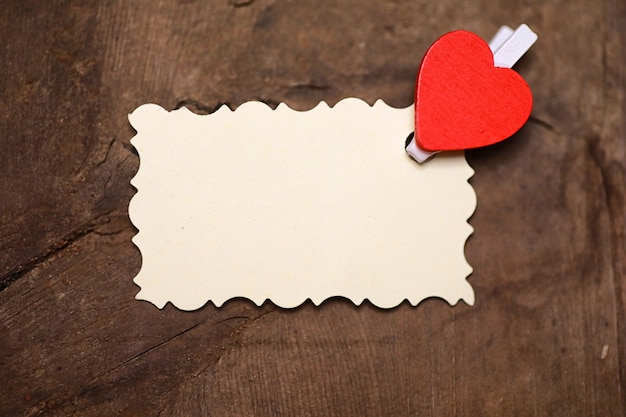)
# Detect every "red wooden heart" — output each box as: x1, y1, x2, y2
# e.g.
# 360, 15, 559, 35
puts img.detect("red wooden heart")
414, 30, 533, 151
